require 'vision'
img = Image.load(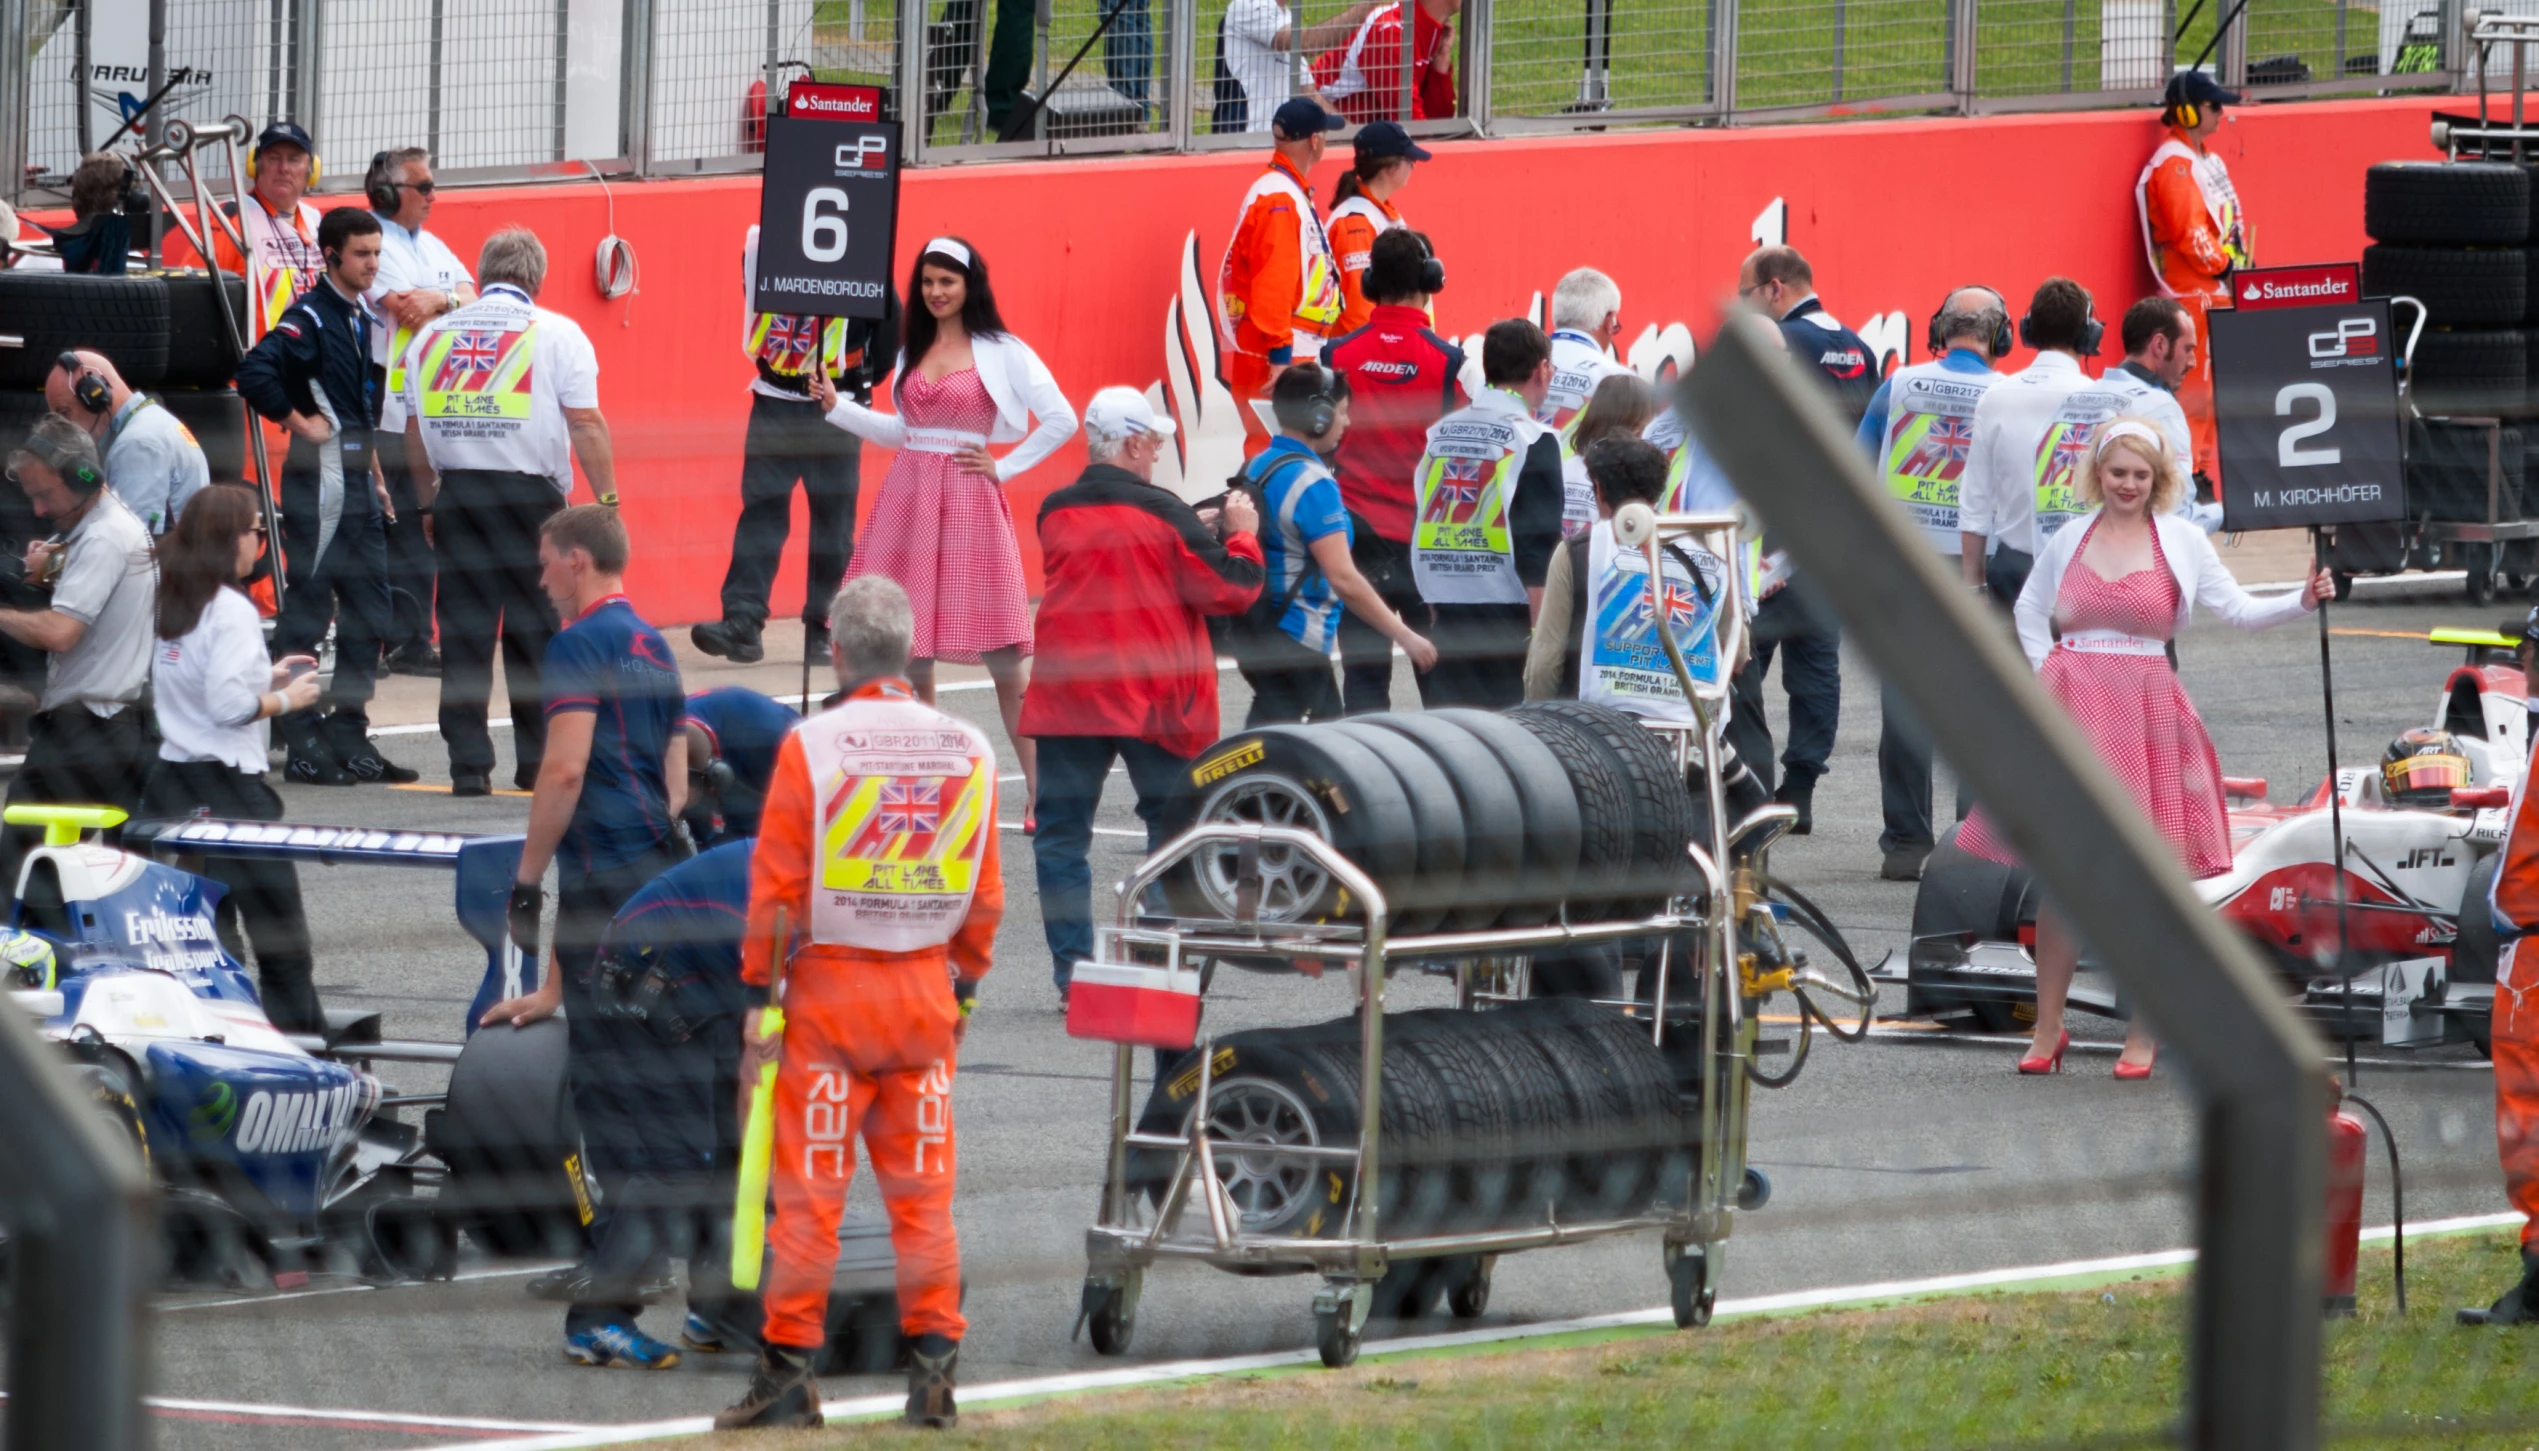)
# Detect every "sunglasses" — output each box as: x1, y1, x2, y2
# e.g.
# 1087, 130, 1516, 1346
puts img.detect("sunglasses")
391, 180, 436, 197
